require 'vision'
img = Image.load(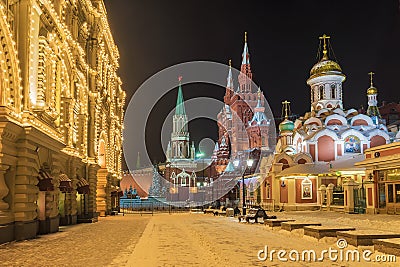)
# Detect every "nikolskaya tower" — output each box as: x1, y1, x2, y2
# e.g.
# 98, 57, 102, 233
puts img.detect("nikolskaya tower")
166, 77, 196, 165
